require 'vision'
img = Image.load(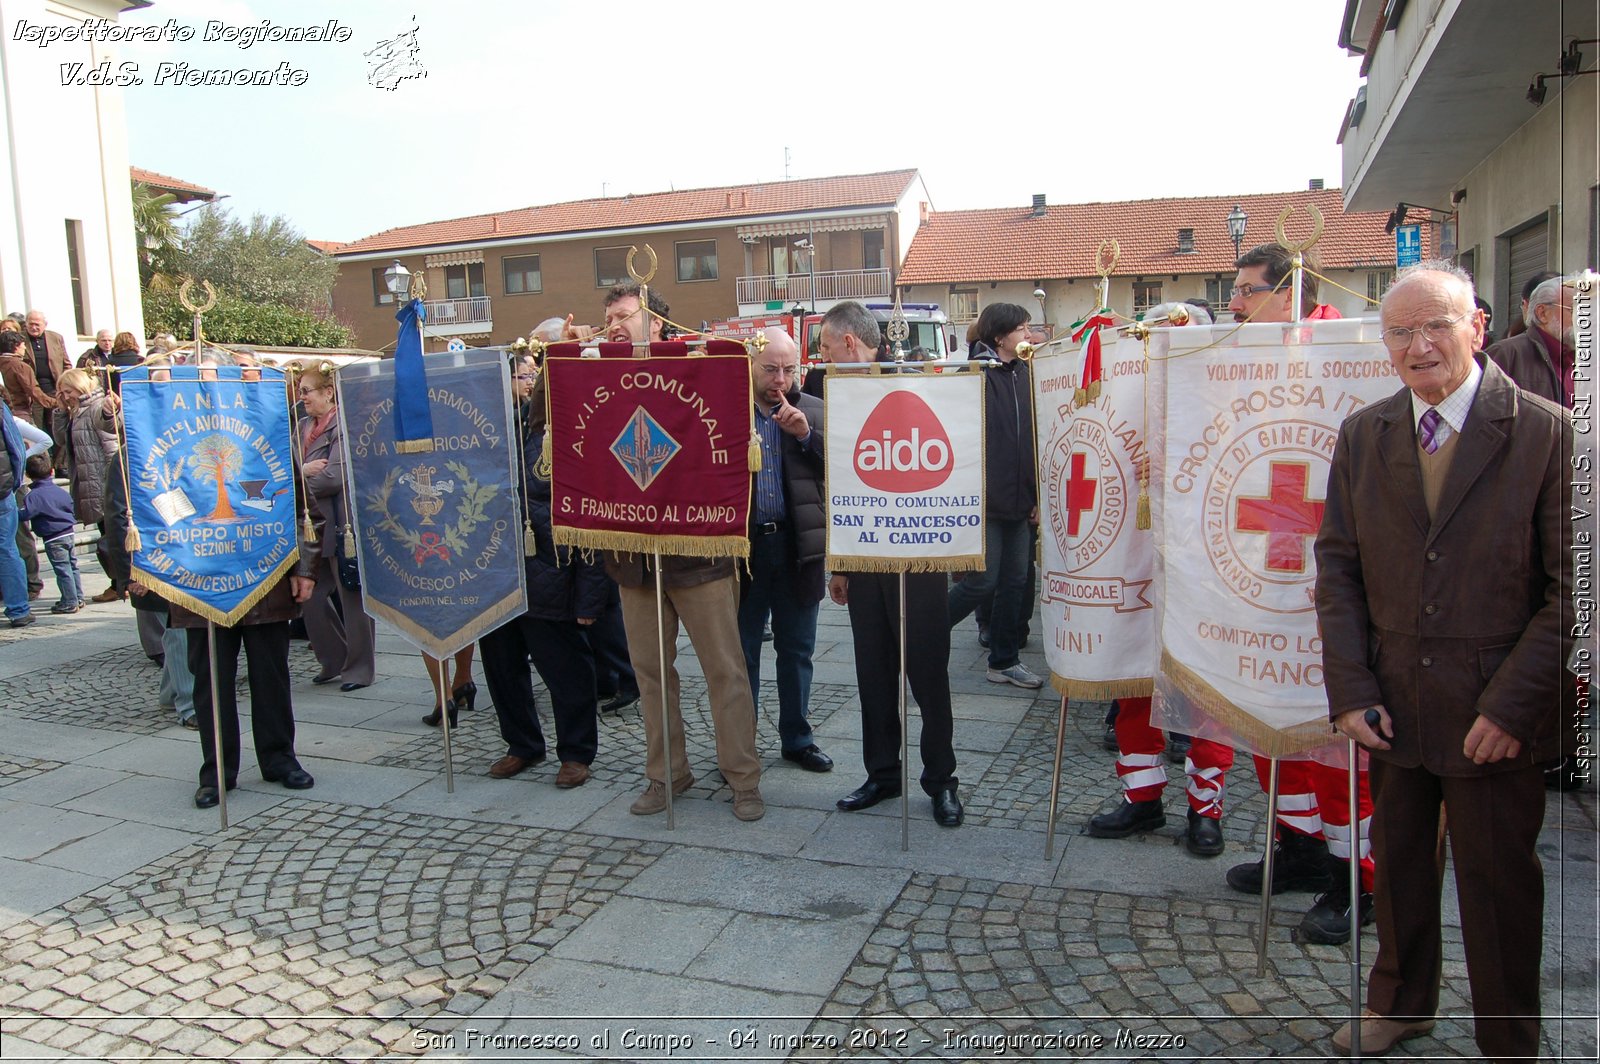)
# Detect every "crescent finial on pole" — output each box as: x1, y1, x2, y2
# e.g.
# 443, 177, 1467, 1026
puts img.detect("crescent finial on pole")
1274, 205, 1325, 253
626, 245, 658, 286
